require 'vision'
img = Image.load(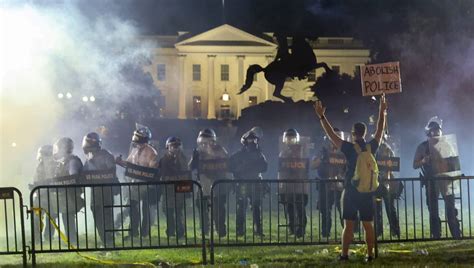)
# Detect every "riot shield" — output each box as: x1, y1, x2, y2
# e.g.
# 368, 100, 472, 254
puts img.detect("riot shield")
124, 162, 159, 182
278, 136, 310, 195
428, 134, 461, 196
83, 169, 117, 184
429, 134, 461, 177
